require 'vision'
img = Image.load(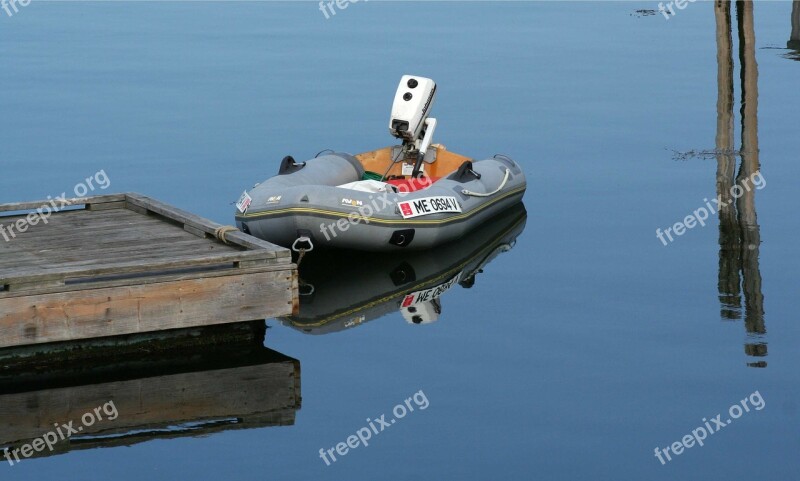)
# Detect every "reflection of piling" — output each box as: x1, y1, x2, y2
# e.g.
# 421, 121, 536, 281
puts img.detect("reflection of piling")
790, 0, 800, 50
715, 0, 740, 319
714, 0, 766, 367
737, 0, 766, 355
